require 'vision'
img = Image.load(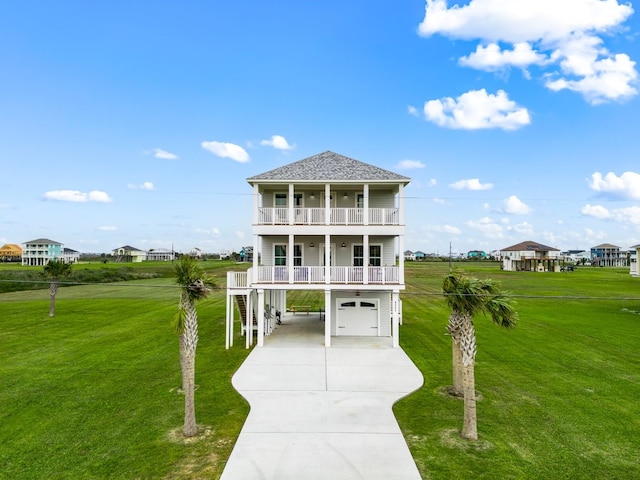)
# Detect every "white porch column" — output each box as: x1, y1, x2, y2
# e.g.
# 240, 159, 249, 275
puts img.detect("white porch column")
288, 183, 294, 226
325, 184, 331, 226
398, 234, 405, 285
225, 293, 232, 349
363, 184, 369, 225
229, 294, 234, 348
246, 292, 253, 349
363, 234, 369, 284
257, 289, 265, 347
253, 184, 259, 225
324, 289, 332, 347
392, 290, 400, 348
288, 234, 294, 284
398, 183, 405, 226
324, 234, 330, 284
